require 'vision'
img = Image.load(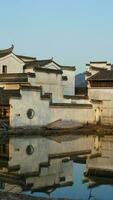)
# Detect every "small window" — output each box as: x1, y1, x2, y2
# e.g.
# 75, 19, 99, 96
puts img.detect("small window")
27, 109, 35, 119
26, 145, 34, 155
2, 65, 7, 74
